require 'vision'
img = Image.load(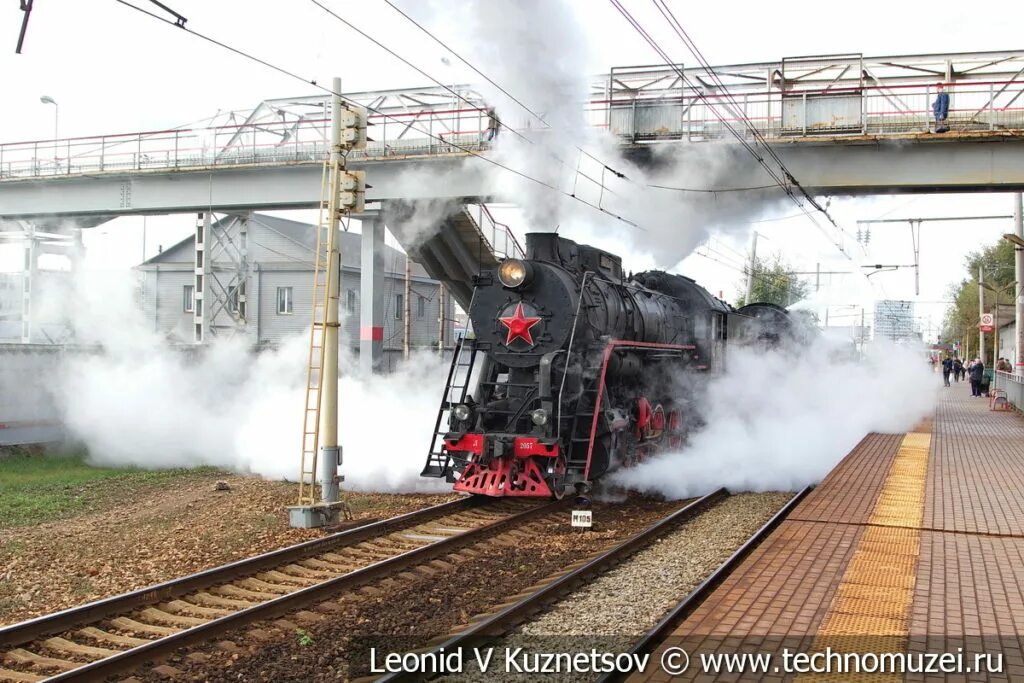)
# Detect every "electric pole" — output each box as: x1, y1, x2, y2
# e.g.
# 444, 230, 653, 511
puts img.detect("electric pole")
979, 265, 986, 366
745, 232, 758, 304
